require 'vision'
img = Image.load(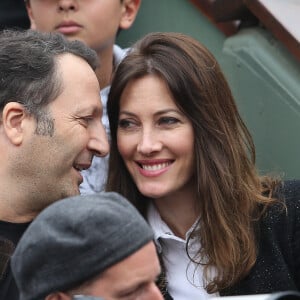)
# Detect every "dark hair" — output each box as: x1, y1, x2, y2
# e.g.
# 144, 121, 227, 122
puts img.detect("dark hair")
107, 32, 280, 292
0, 29, 98, 134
